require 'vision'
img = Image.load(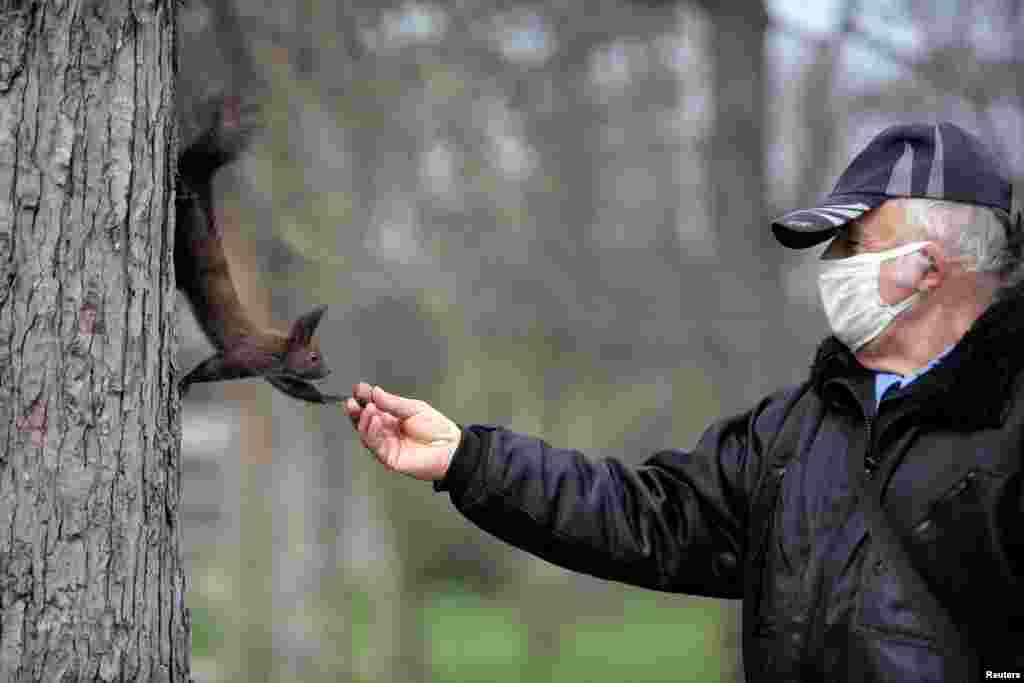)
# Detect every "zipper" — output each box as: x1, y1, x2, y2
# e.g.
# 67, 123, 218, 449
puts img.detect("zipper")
825, 377, 879, 477
802, 380, 875, 665
936, 469, 976, 502
863, 410, 879, 478
911, 469, 976, 537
